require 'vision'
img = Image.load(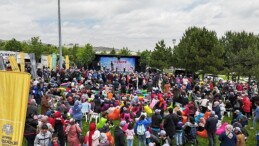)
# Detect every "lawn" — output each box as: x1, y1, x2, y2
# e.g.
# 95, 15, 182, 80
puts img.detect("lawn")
23, 114, 258, 146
